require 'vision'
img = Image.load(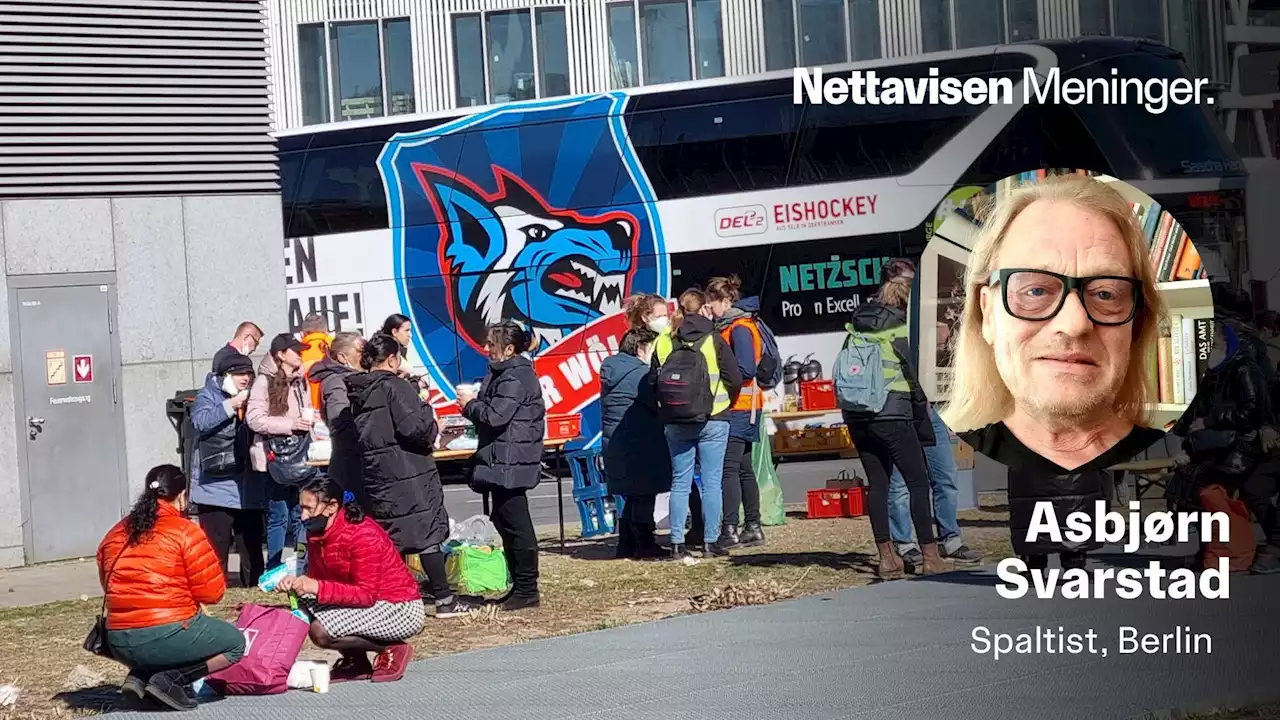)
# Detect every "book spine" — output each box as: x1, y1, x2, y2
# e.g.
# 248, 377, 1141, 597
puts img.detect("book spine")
1159, 227, 1184, 283
1181, 316, 1197, 400
1157, 322, 1173, 403
1195, 317, 1214, 379
1170, 314, 1185, 405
